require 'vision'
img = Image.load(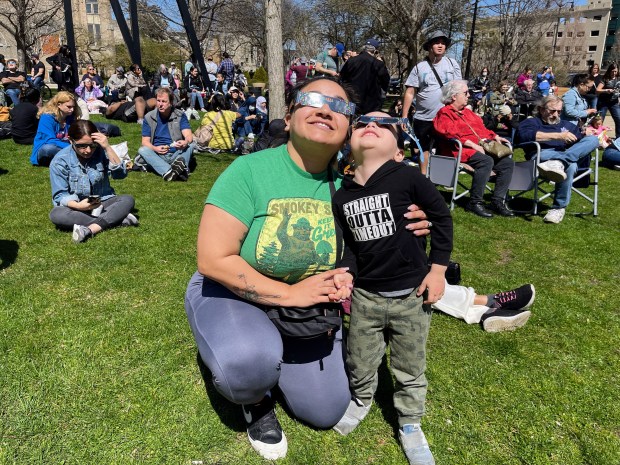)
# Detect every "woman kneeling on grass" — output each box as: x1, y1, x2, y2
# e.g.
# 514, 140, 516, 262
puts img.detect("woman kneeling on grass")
49, 120, 138, 243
